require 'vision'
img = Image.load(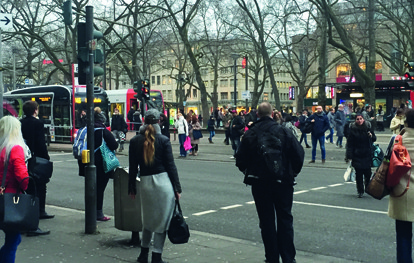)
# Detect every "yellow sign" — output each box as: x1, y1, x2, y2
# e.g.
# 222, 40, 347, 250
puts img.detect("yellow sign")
38, 97, 51, 102
75, 97, 82, 104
